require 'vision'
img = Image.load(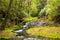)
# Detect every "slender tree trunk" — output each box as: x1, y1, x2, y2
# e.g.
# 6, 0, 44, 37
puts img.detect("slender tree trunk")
0, 0, 13, 30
